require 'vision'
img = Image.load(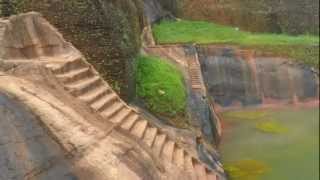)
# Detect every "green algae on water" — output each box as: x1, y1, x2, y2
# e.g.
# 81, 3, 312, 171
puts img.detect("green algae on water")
225, 159, 270, 180
256, 121, 289, 134
221, 108, 319, 180
222, 110, 267, 121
